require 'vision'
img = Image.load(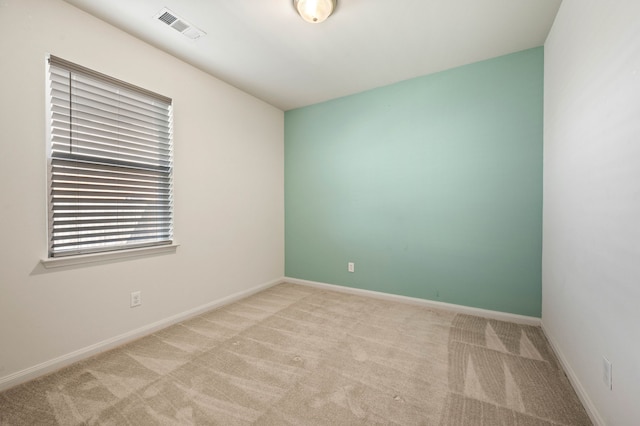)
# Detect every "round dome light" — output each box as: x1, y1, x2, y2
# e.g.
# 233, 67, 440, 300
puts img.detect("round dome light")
294, 0, 336, 24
